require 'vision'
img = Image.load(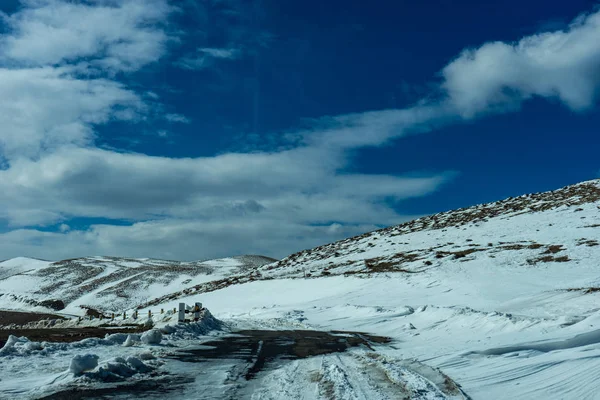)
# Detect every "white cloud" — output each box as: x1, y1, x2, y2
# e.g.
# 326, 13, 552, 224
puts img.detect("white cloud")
0, 0, 174, 72
0, 219, 384, 261
0, 147, 450, 226
2, 2, 600, 261
306, 105, 456, 150
442, 10, 600, 118
0, 145, 448, 259
300, 8, 600, 151
0, 66, 141, 159
175, 47, 240, 70
0, 0, 173, 160
165, 113, 191, 124
199, 47, 239, 59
